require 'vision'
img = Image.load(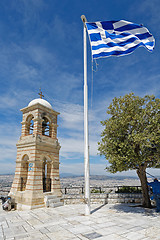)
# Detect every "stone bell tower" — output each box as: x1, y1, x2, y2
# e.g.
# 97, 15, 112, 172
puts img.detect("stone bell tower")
9, 93, 61, 210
